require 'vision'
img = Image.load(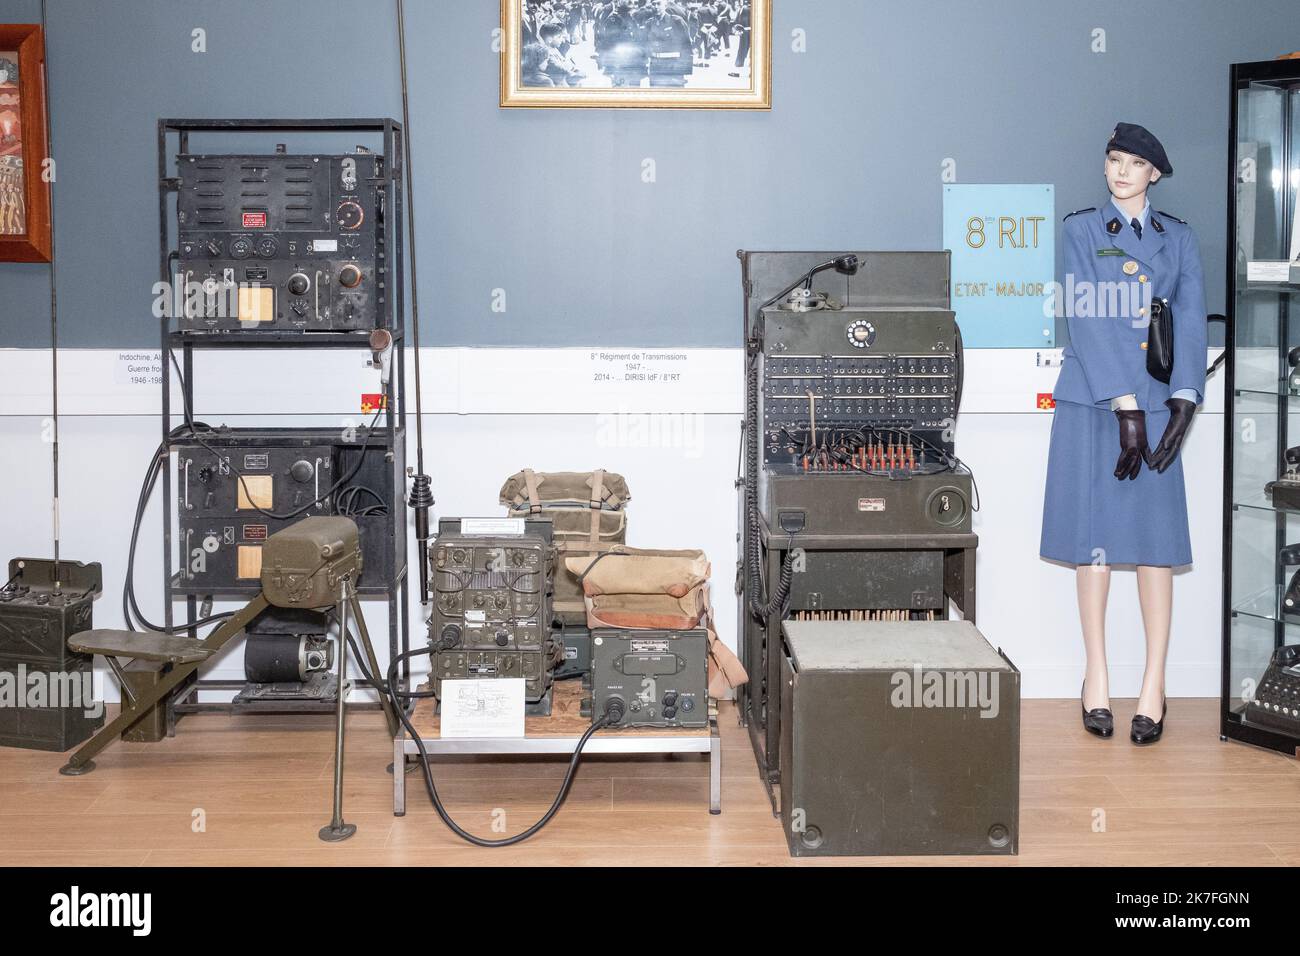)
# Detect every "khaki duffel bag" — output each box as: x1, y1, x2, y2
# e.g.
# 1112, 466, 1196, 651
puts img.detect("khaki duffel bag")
566, 548, 710, 629
564, 548, 709, 598
586, 586, 709, 630
499, 469, 630, 624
